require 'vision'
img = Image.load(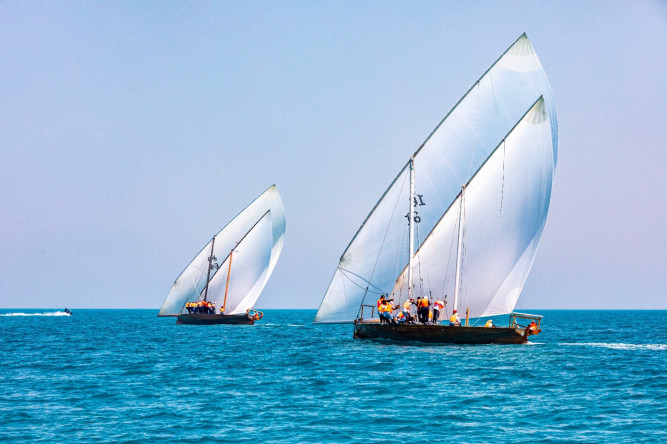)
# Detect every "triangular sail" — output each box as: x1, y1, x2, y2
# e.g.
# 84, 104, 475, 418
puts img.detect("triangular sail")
315, 34, 557, 323
205, 211, 273, 314
391, 97, 553, 318
158, 185, 286, 316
